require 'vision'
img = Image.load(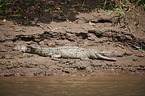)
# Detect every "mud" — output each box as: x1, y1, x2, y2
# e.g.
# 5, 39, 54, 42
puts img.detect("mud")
0, 9, 145, 77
